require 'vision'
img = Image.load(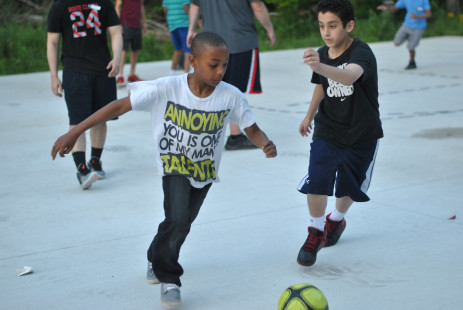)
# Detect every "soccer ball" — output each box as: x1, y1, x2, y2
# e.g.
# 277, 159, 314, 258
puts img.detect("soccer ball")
278, 283, 329, 310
